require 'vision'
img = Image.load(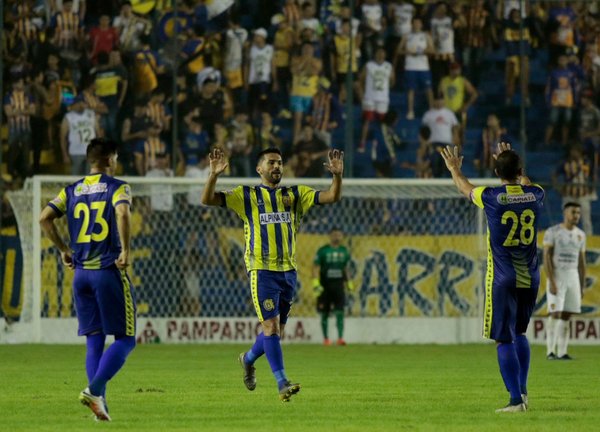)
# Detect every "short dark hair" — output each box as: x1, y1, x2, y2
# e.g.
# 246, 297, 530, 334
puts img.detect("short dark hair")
87, 138, 118, 166
563, 202, 581, 210
494, 150, 521, 181
256, 147, 282, 164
